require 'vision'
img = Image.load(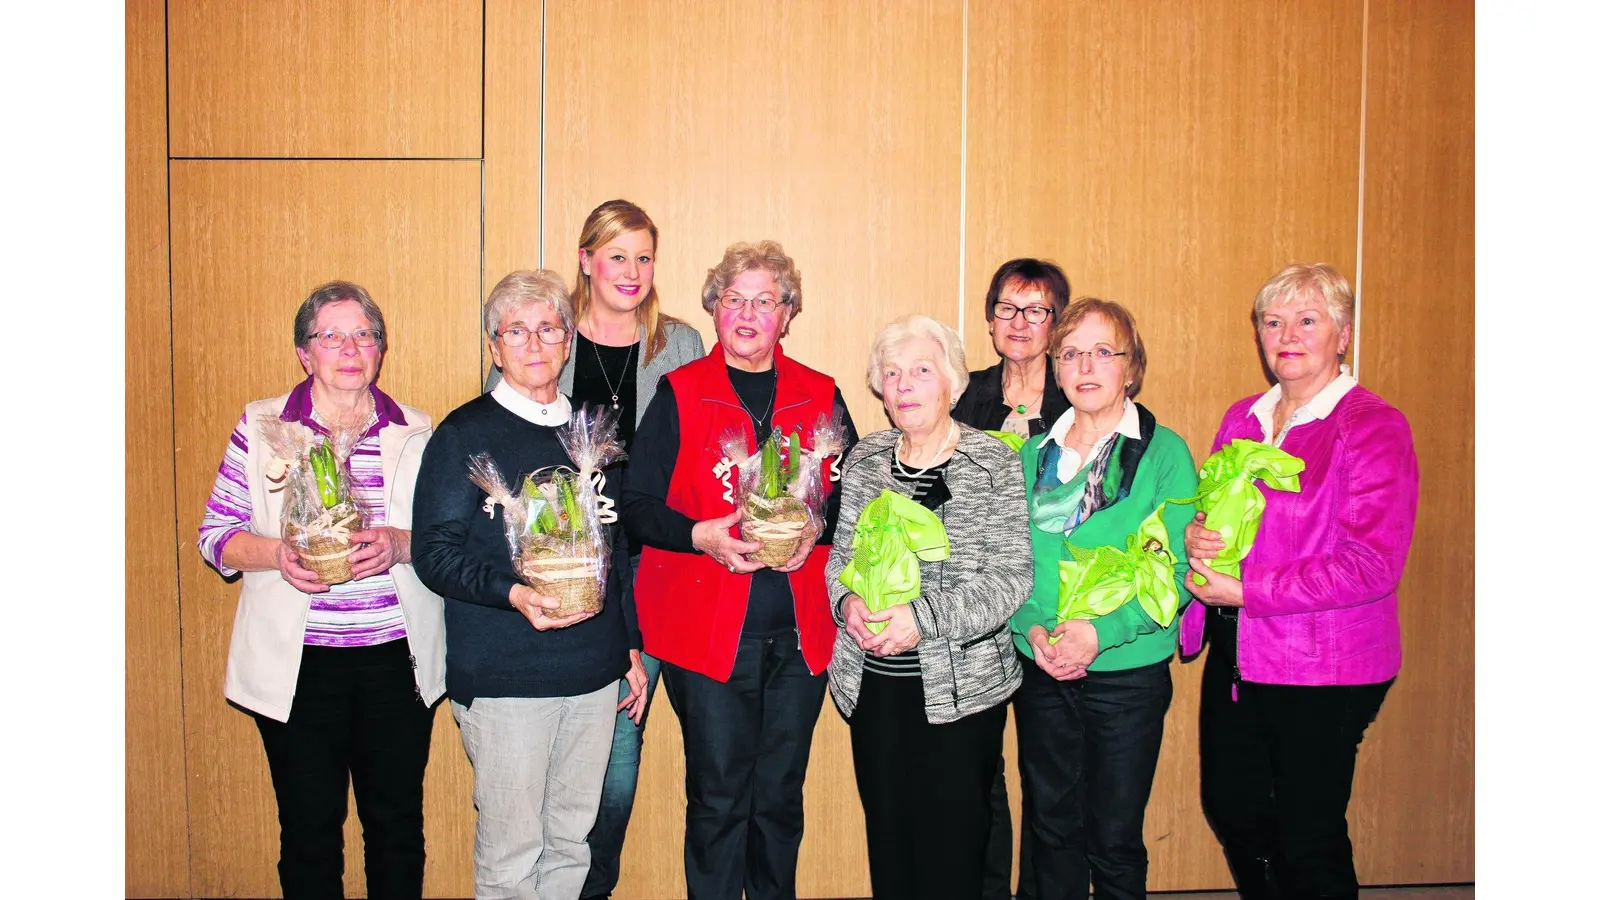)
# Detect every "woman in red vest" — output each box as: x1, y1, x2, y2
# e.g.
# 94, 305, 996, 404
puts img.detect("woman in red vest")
623, 240, 857, 900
